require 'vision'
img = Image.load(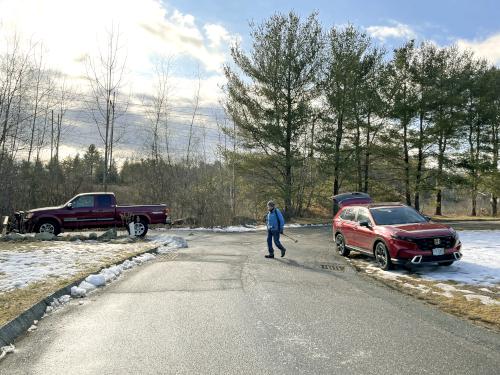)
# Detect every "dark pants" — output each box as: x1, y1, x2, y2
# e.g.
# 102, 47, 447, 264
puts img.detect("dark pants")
267, 230, 285, 256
